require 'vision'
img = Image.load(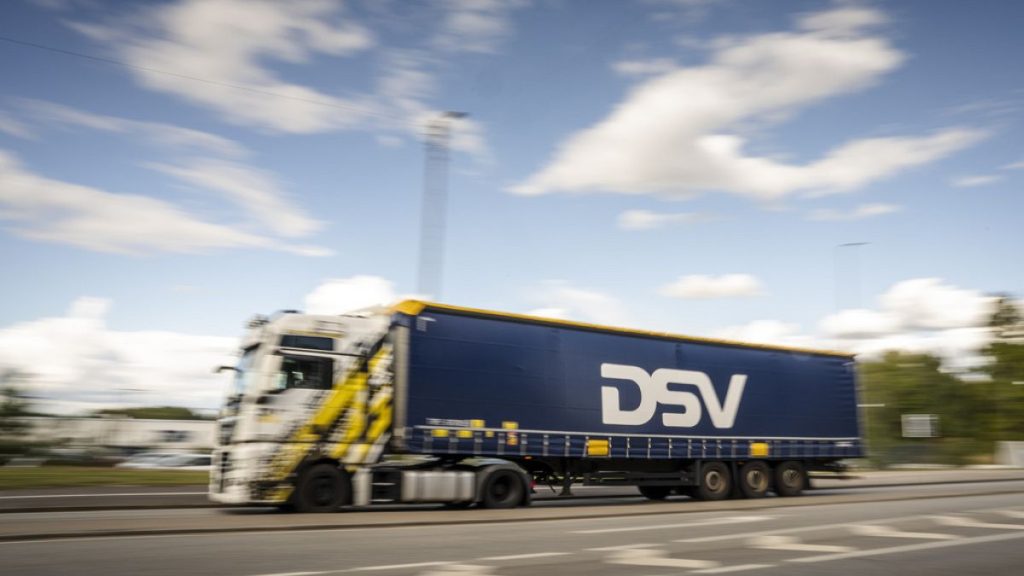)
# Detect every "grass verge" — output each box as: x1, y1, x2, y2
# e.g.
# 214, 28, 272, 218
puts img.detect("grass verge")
0, 466, 208, 489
